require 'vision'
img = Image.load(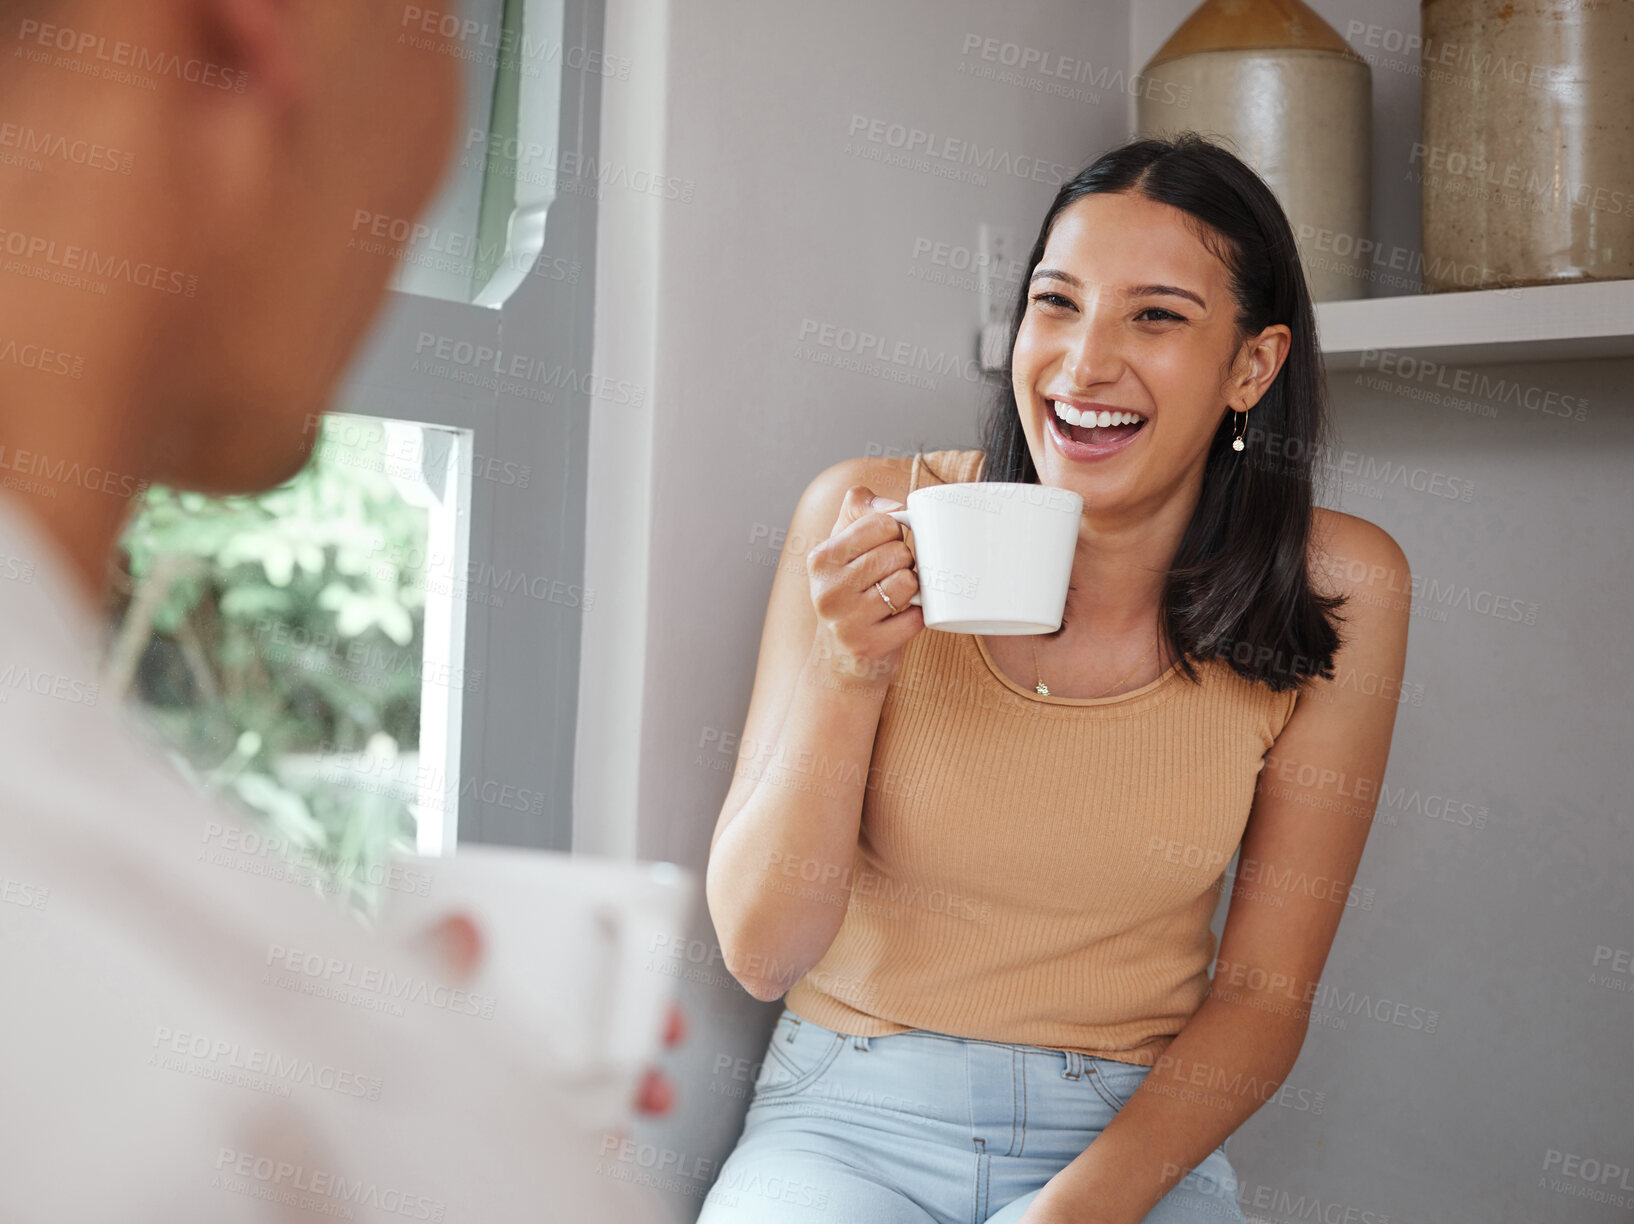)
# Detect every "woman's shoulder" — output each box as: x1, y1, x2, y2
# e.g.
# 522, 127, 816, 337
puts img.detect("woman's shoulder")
806, 448, 984, 505
914, 447, 988, 487
1308, 506, 1411, 602
804, 454, 913, 508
